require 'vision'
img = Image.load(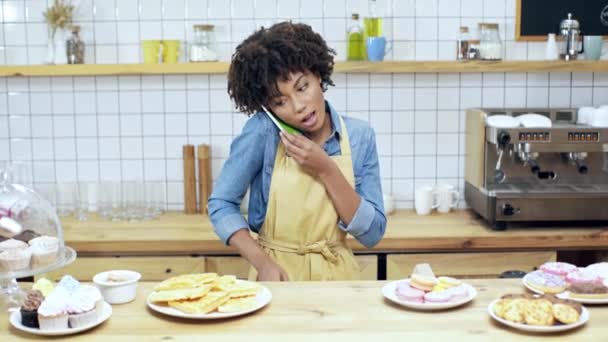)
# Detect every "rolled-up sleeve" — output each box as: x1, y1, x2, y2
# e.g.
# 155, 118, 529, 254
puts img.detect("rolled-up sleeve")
338, 127, 387, 248
208, 117, 266, 244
